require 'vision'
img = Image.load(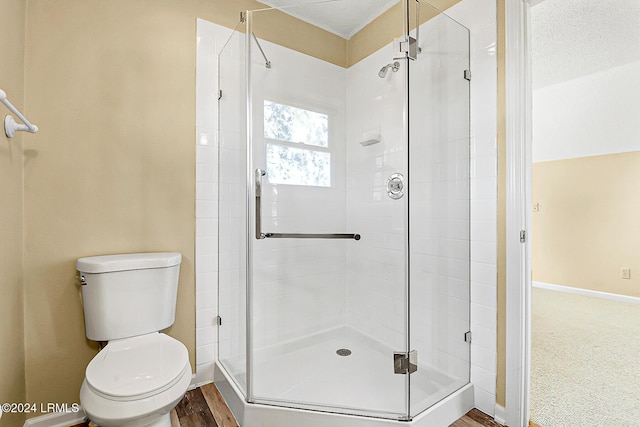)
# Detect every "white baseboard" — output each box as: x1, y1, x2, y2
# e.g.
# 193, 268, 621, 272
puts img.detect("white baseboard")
193, 361, 216, 388
188, 372, 199, 391
533, 281, 640, 306
494, 404, 507, 425
23, 409, 86, 427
